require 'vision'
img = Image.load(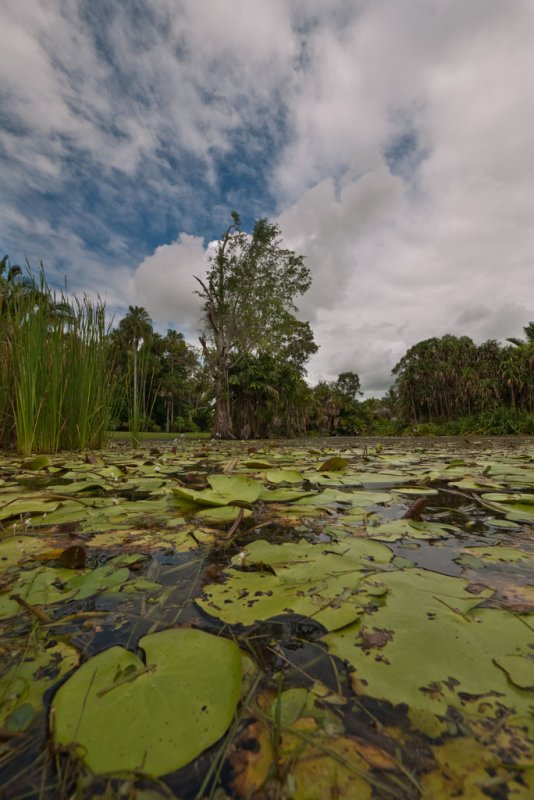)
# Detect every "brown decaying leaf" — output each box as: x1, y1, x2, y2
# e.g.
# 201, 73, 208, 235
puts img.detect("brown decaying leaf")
358, 627, 394, 650
59, 545, 87, 569
402, 496, 428, 520
230, 721, 274, 798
